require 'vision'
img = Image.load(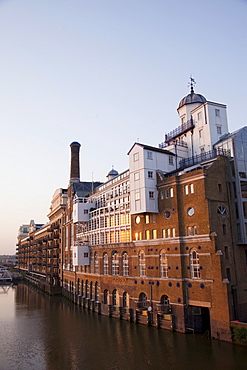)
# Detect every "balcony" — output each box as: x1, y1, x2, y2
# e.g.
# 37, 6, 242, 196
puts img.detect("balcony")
159, 138, 188, 149
179, 148, 231, 169
165, 118, 194, 143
